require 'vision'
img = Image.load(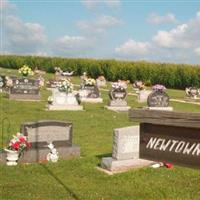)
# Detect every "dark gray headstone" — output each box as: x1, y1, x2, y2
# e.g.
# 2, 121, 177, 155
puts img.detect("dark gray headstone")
0, 75, 5, 89
9, 78, 40, 100
19, 120, 80, 163
147, 90, 169, 107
